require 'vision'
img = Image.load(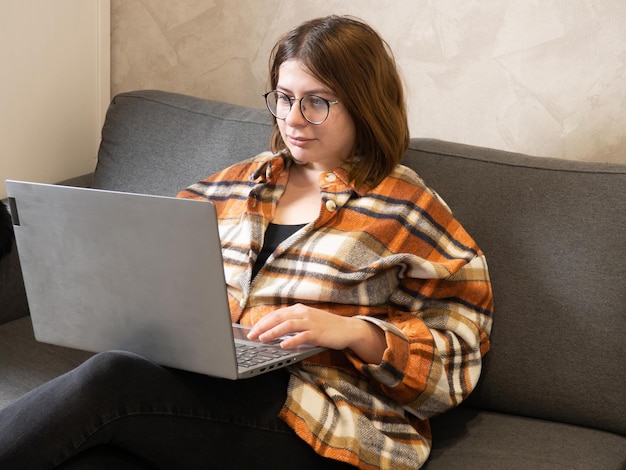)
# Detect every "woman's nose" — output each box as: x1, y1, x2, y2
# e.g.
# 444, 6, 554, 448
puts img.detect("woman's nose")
285, 99, 308, 126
